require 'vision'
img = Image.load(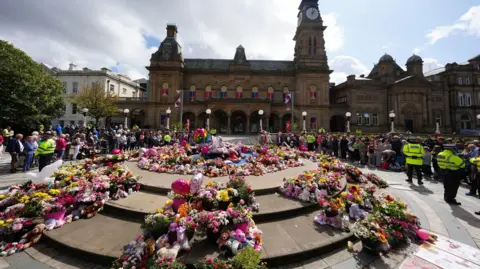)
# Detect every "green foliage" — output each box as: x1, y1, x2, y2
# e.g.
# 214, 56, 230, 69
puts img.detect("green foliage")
170, 121, 182, 131
0, 40, 64, 129
69, 83, 119, 124
232, 246, 265, 269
